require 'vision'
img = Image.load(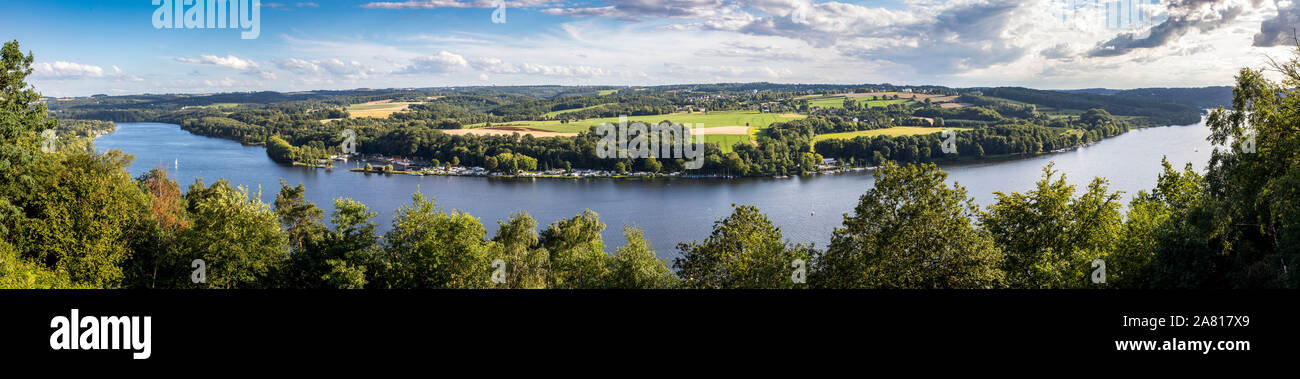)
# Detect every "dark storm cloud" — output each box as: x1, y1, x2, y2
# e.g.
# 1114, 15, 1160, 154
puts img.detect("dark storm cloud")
1254, 1, 1300, 46
1090, 0, 1251, 57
